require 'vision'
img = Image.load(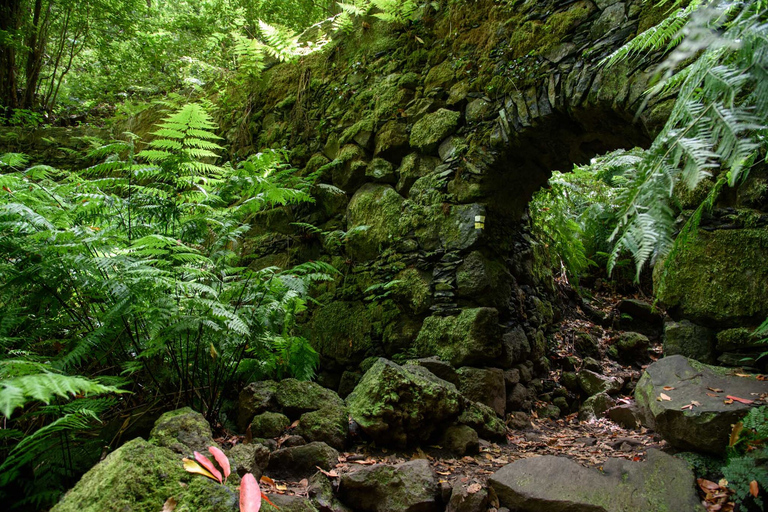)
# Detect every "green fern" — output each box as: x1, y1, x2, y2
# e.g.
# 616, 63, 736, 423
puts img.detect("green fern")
0, 370, 122, 418
606, 1, 768, 278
